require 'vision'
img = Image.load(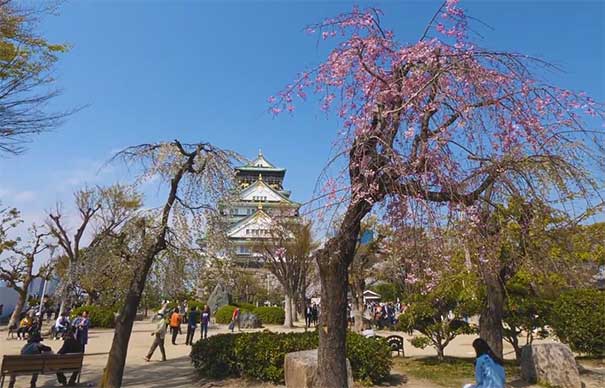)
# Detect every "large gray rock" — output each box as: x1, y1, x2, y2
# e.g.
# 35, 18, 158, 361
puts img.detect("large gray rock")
239, 312, 262, 329
207, 283, 230, 315
521, 343, 581, 388
284, 349, 353, 388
